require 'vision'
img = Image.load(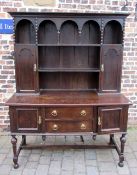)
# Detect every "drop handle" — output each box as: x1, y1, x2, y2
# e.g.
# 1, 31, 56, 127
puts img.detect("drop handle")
52, 124, 58, 131
80, 123, 86, 130
80, 110, 86, 116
